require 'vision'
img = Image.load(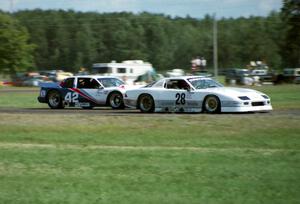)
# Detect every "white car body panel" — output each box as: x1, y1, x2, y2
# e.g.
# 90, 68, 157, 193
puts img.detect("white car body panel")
124, 76, 272, 113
